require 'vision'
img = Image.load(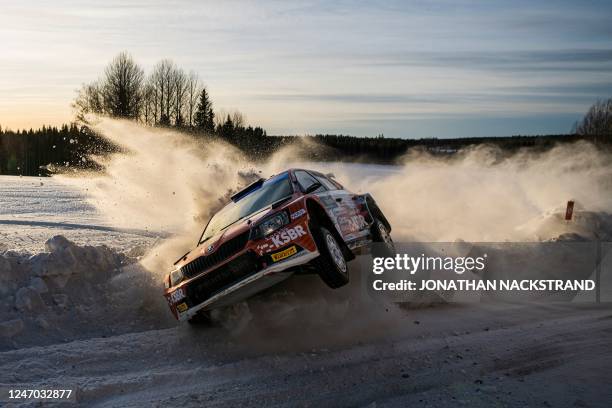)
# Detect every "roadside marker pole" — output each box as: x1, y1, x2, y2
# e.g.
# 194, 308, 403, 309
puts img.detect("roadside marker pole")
564, 200, 602, 303
565, 200, 574, 221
